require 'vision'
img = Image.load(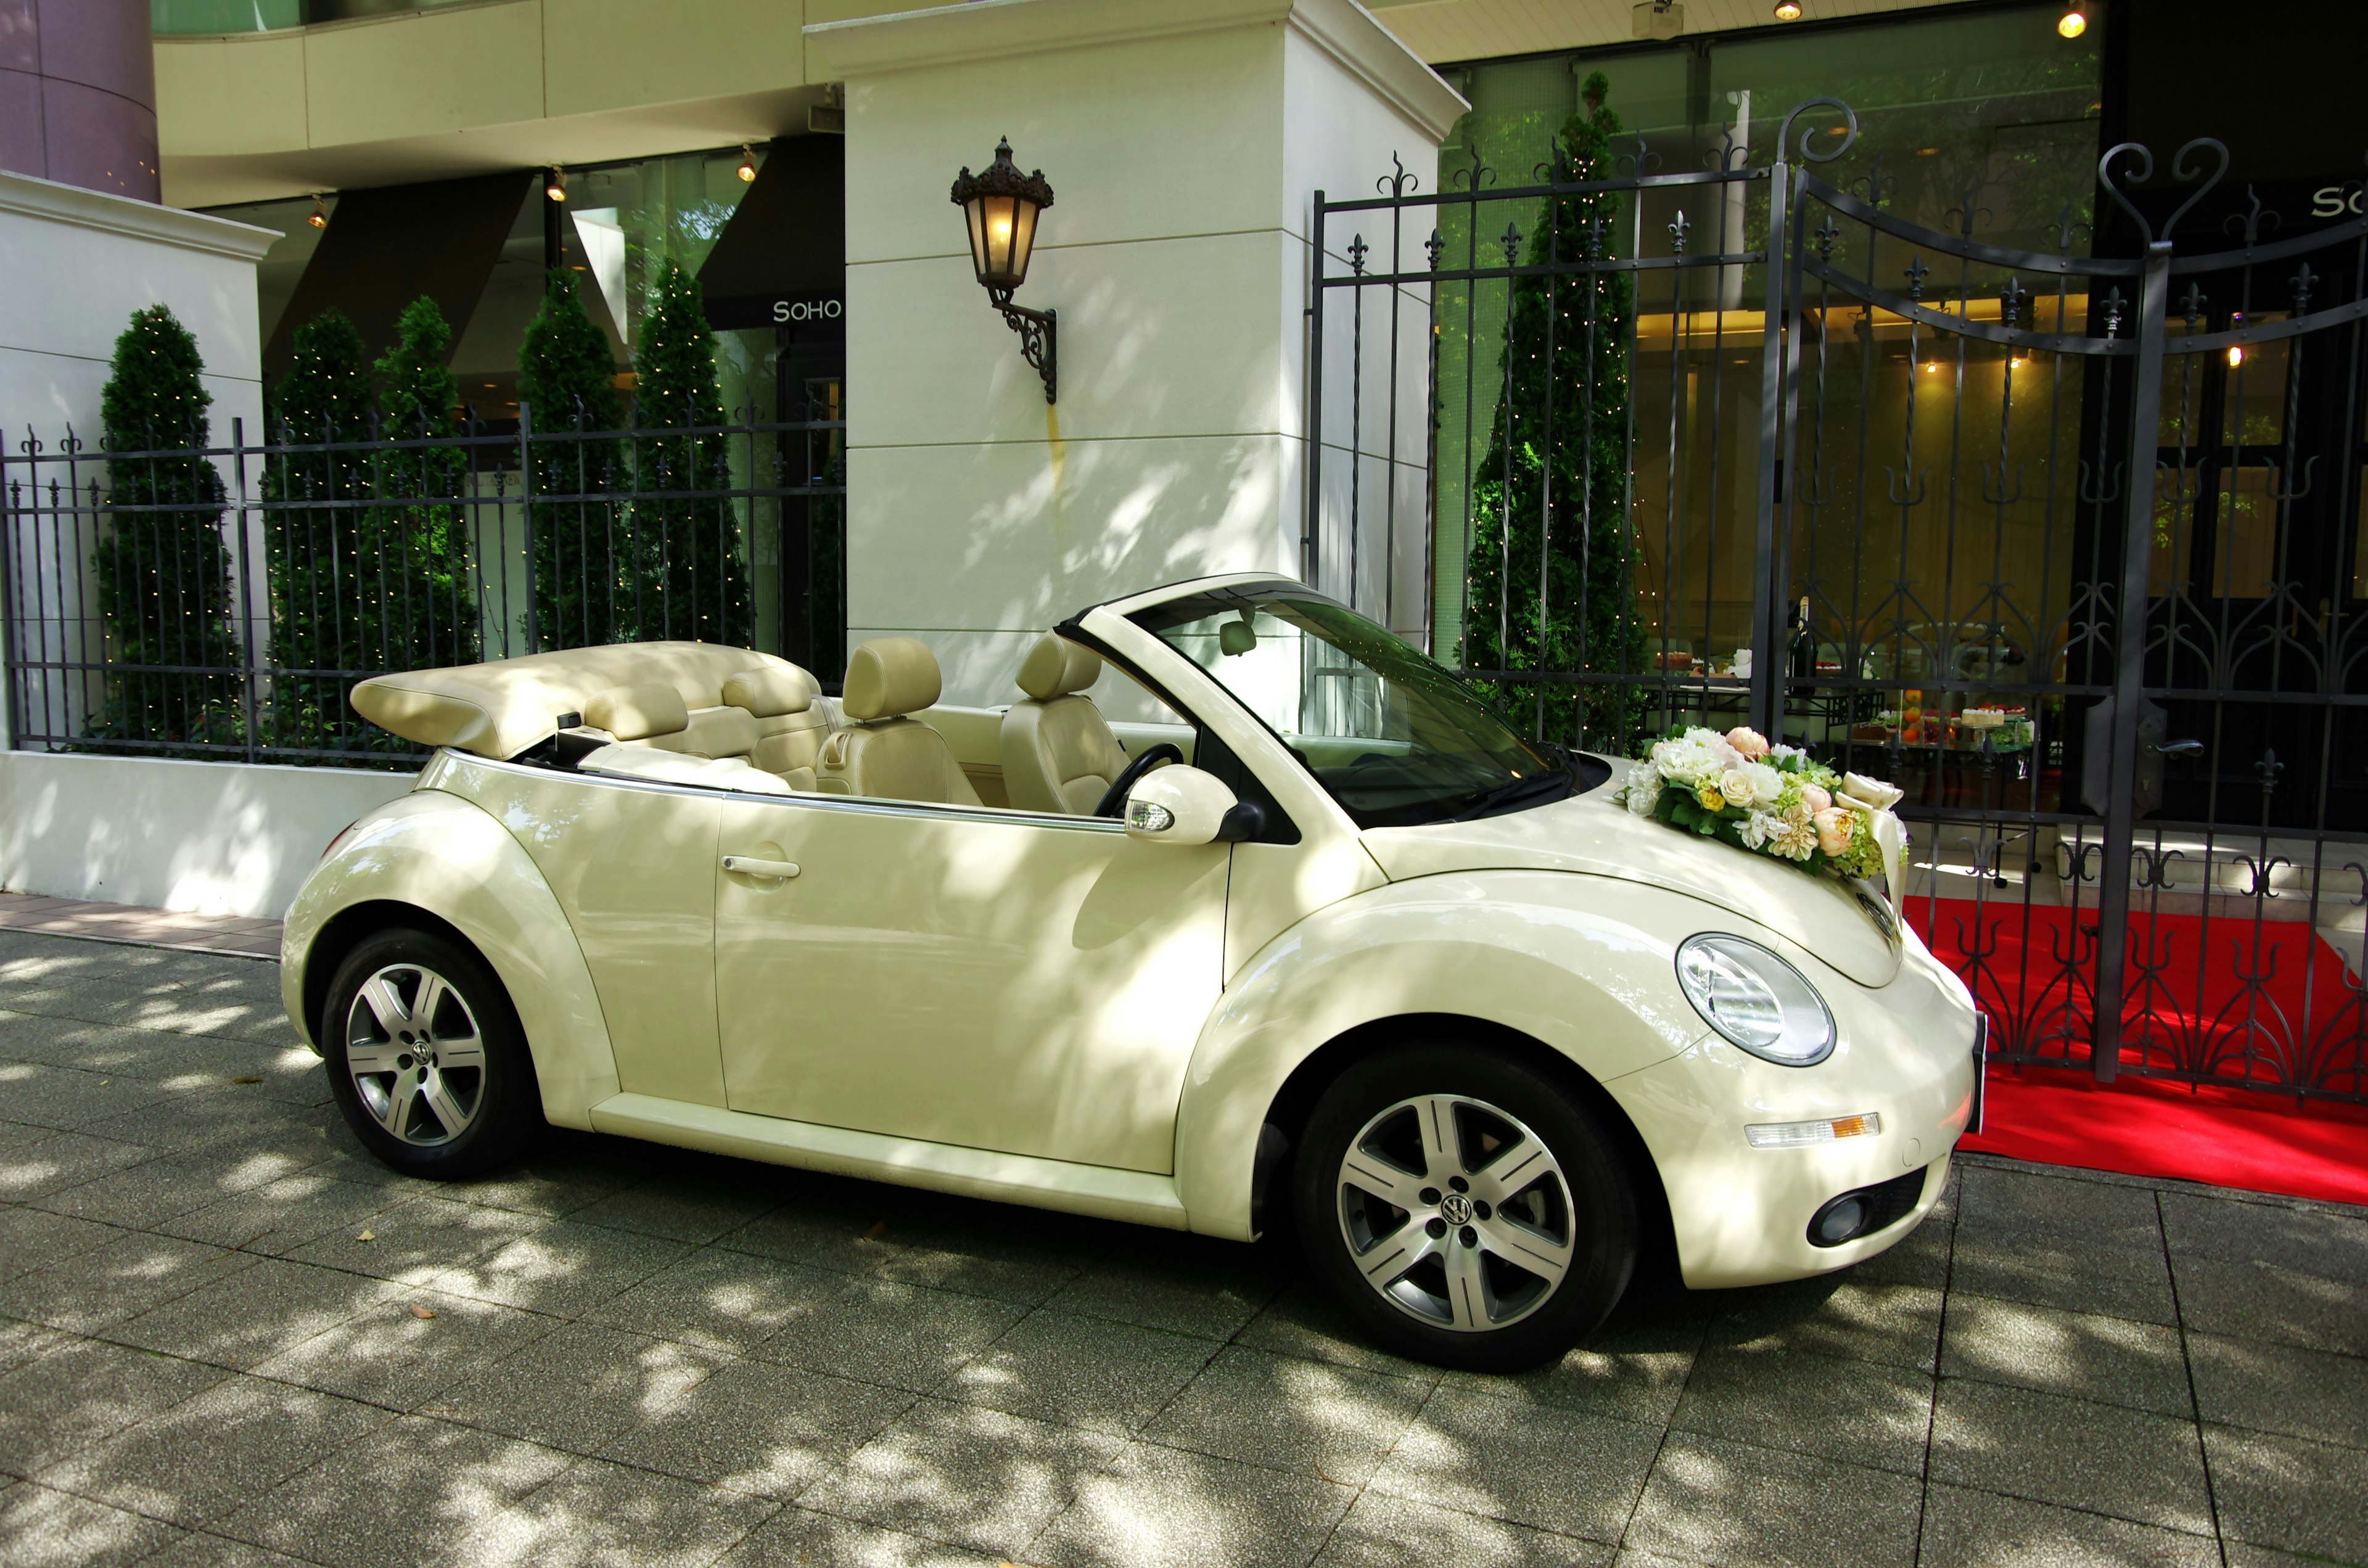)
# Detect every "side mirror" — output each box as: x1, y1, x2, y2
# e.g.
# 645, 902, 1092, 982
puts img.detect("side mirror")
1124, 764, 1259, 845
